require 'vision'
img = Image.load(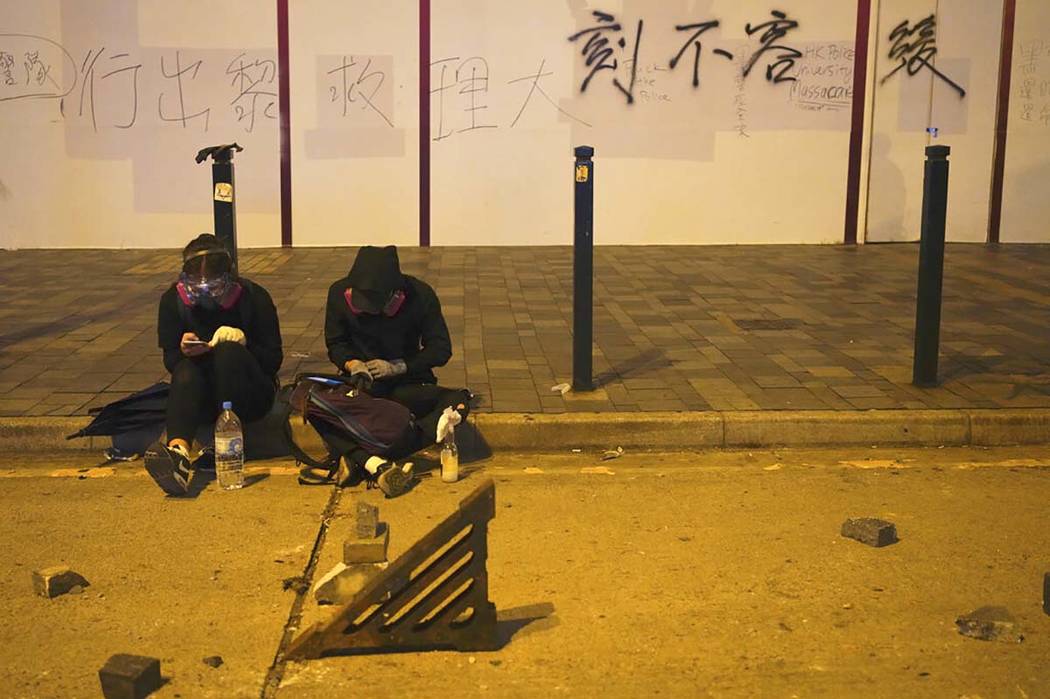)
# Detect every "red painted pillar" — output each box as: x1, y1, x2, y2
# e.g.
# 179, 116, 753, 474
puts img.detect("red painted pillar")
843, 0, 872, 244
277, 0, 293, 247
988, 0, 1017, 244
419, 0, 431, 247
